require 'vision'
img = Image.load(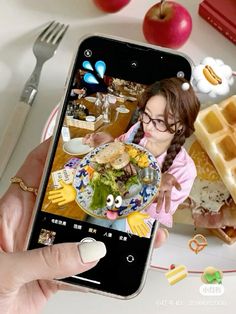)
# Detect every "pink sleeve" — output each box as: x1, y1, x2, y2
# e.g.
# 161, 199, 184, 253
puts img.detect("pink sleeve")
116, 122, 140, 142
160, 159, 197, 215
116, 132, 127, 142
145, 154, 197, 228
